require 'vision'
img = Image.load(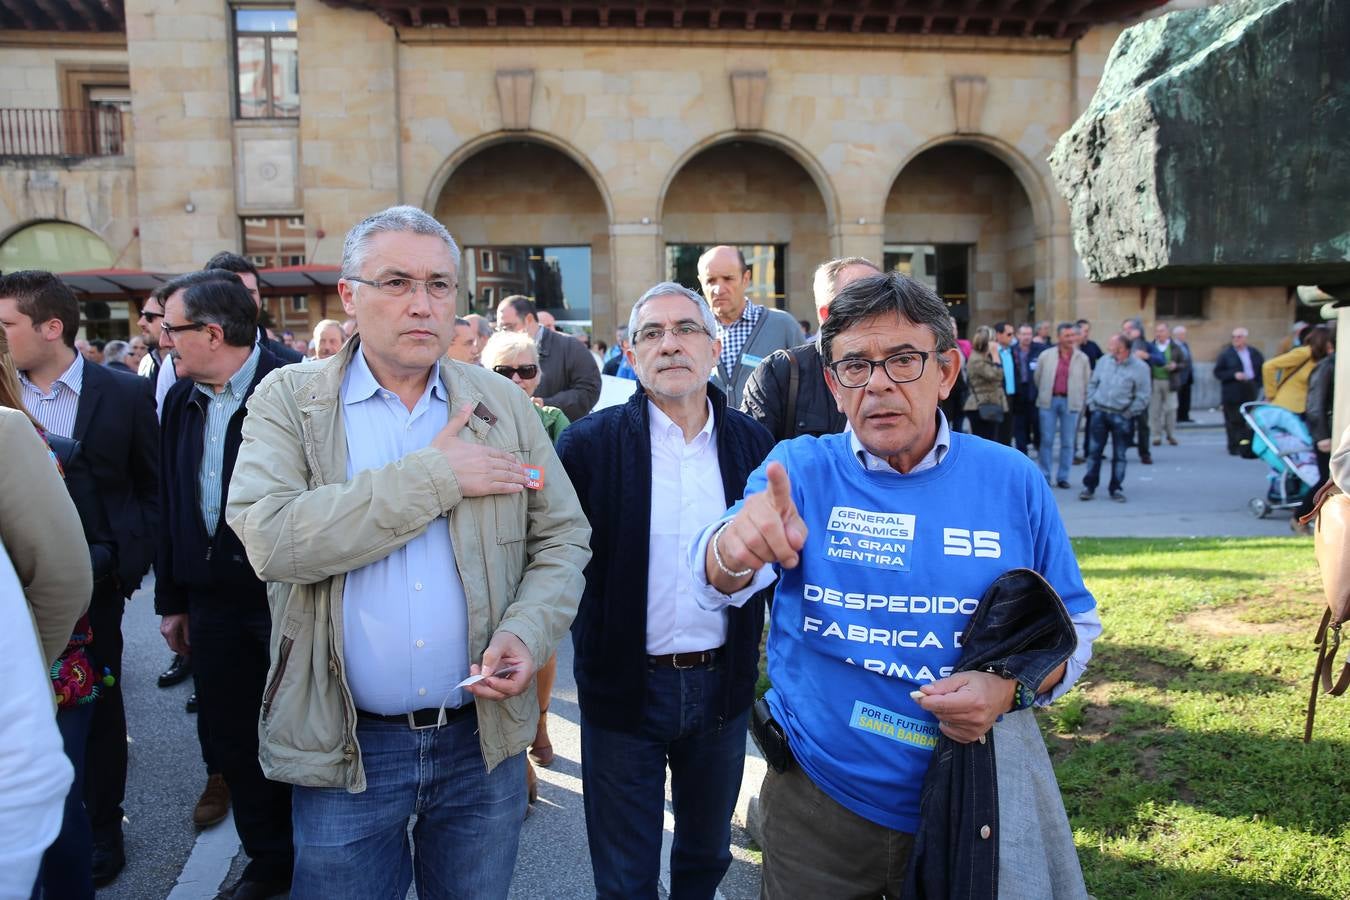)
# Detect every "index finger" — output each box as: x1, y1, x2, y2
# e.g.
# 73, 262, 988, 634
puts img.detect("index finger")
765, 461, 794, 513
